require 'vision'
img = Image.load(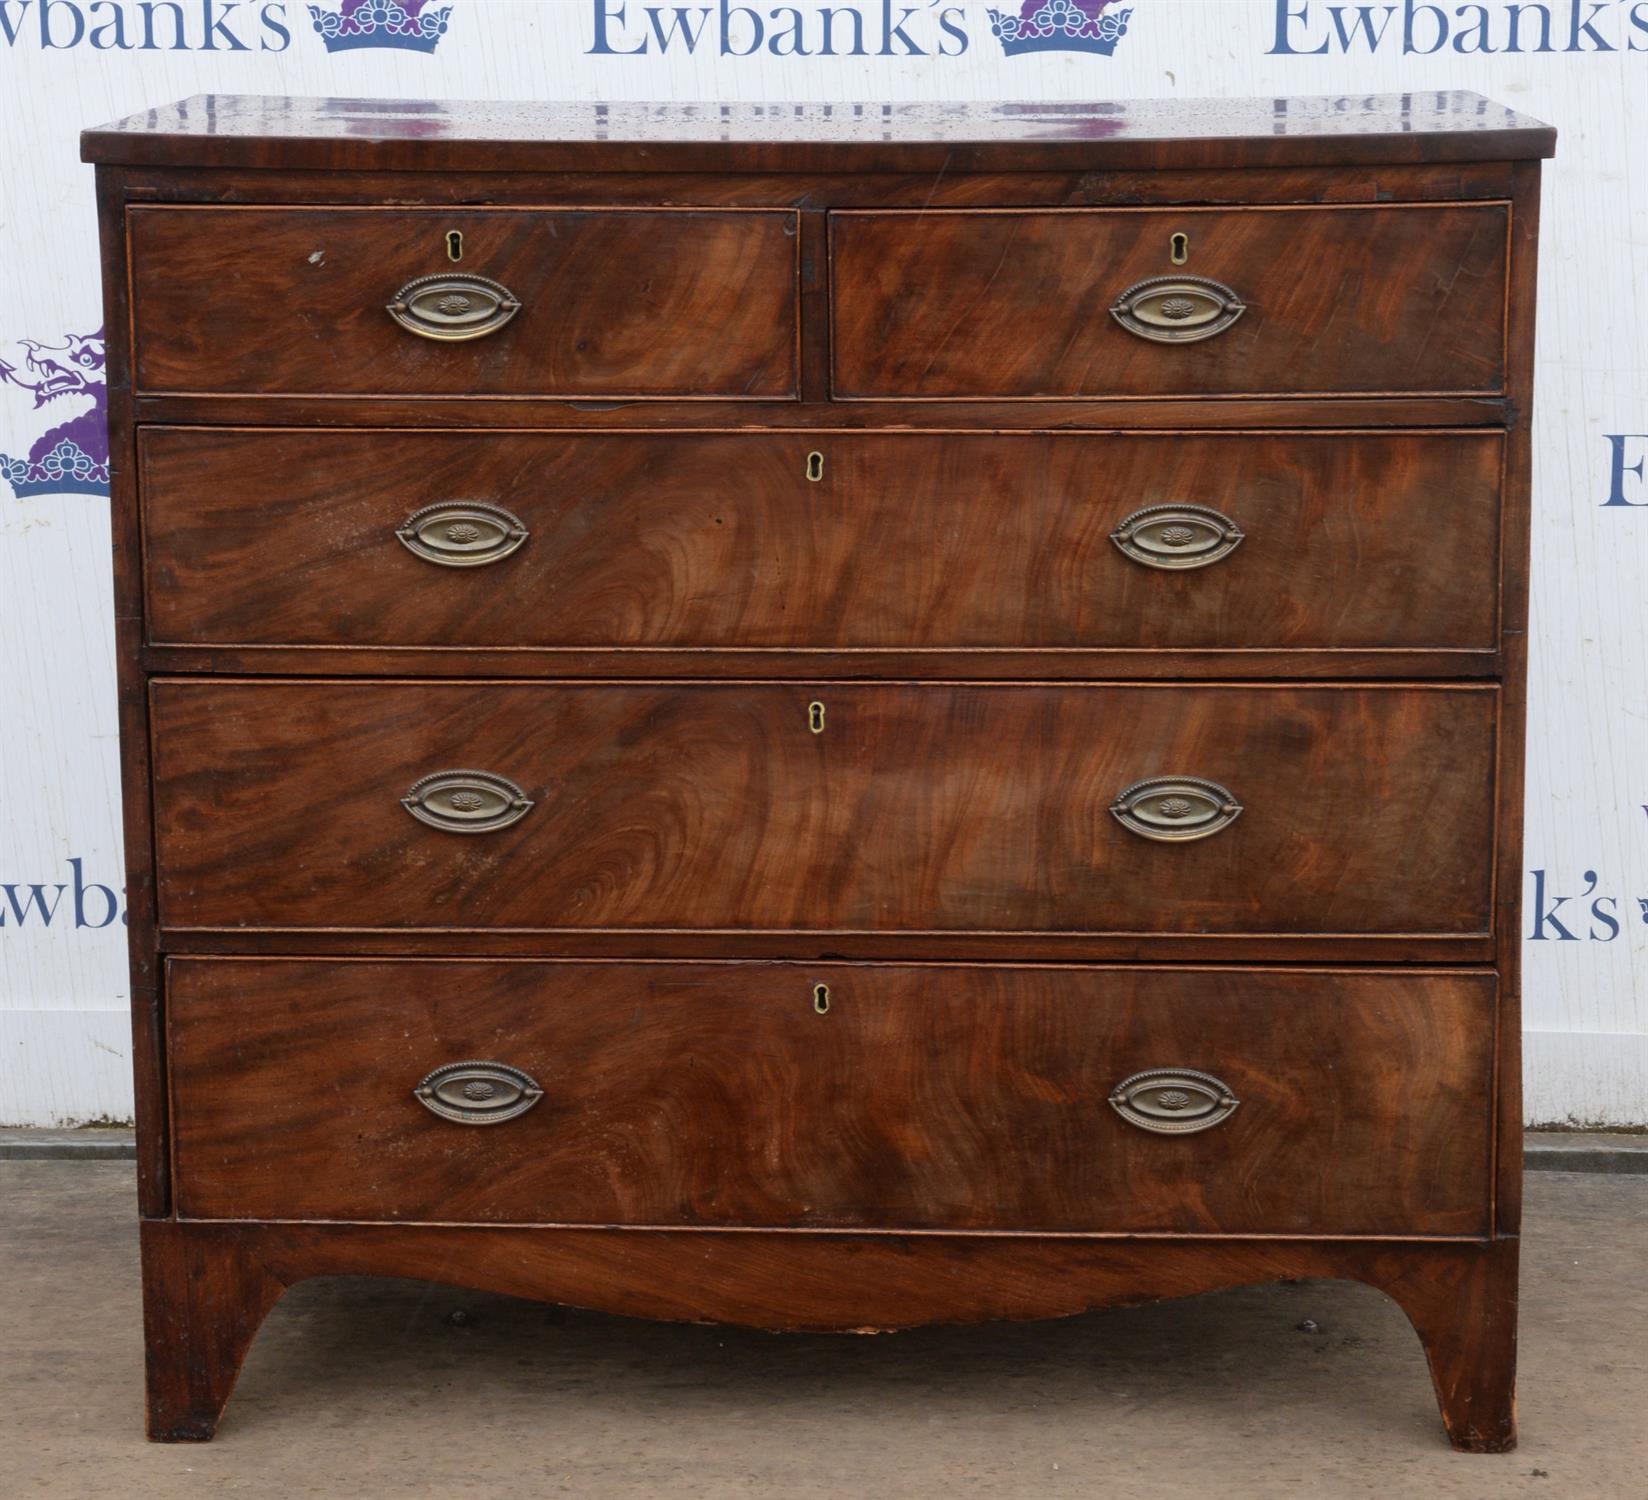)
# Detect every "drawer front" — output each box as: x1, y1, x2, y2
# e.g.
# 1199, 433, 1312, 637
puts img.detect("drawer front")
831, 205, 1508, 398
150, 682, 1496, 937
167, 959, 1495, 1235
141, 428, 1502, 654
128, 207, 799, 398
